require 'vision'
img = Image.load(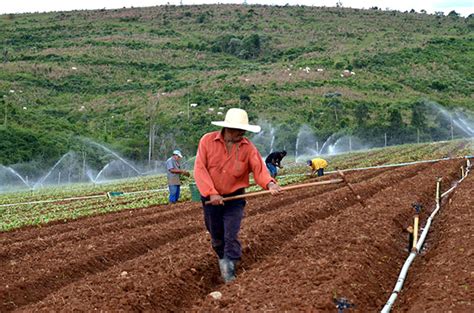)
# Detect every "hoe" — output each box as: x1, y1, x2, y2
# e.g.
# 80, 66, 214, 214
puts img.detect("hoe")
190, 172, 365, 206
